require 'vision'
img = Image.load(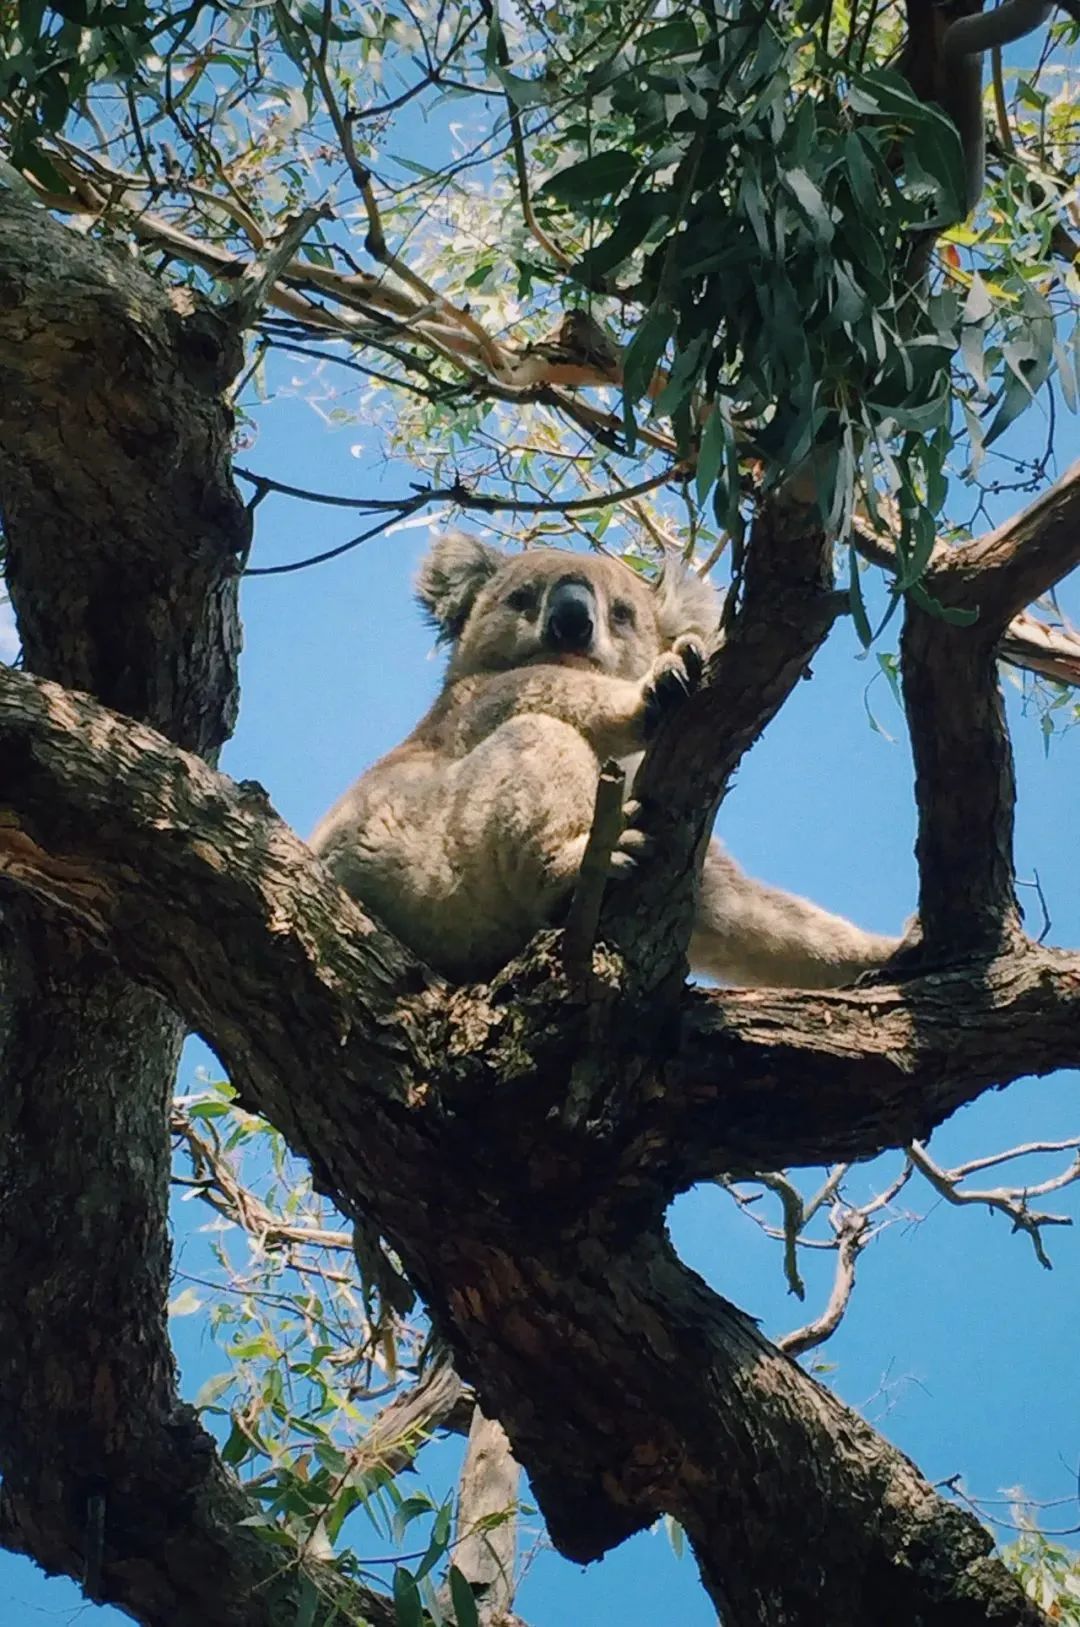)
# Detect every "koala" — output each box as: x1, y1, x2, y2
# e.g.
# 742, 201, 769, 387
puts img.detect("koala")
310, 534, 901, 987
